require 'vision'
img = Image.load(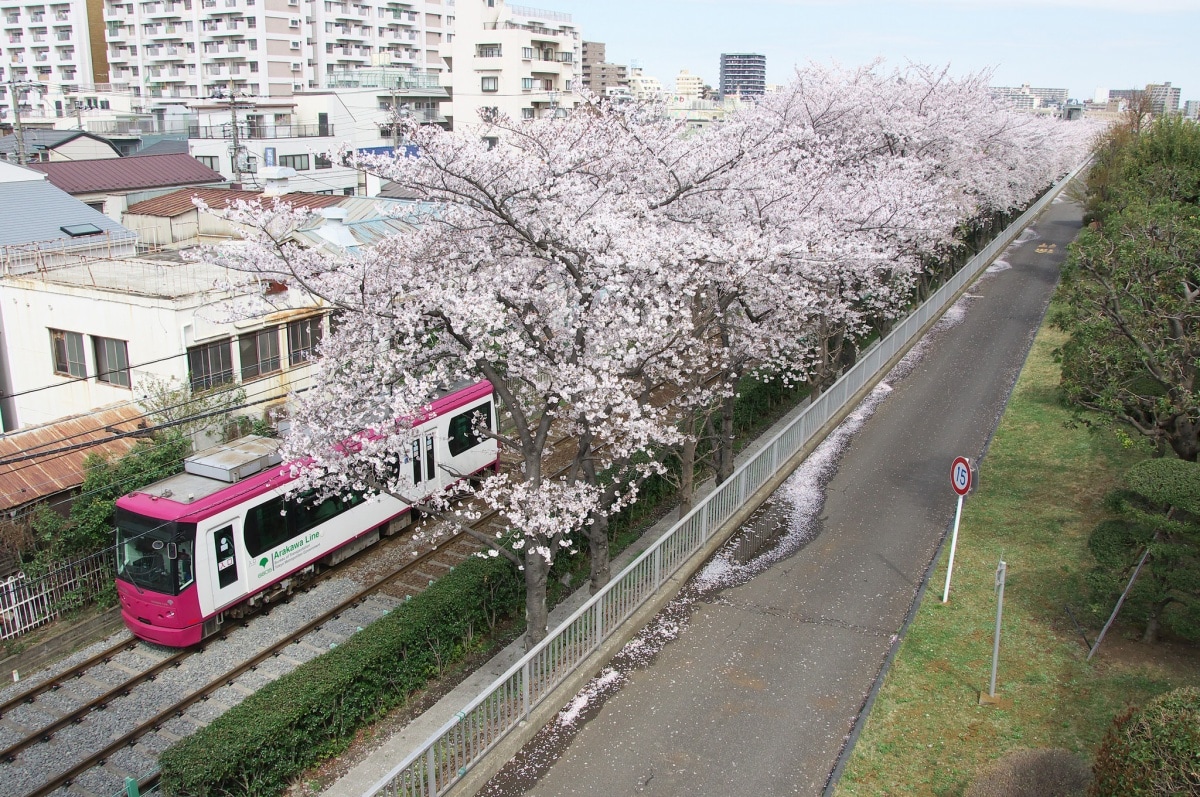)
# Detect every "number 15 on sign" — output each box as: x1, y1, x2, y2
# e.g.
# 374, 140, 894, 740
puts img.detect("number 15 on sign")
944, 456, 973, 602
